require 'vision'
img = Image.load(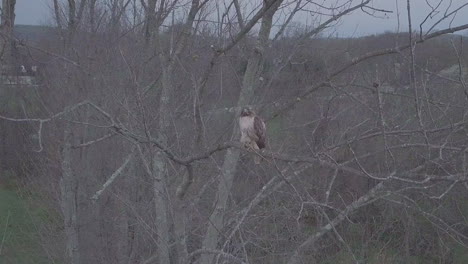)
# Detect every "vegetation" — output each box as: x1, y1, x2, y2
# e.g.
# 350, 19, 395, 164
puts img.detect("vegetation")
0, 171, 50, 264
2, 1, 468, 264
